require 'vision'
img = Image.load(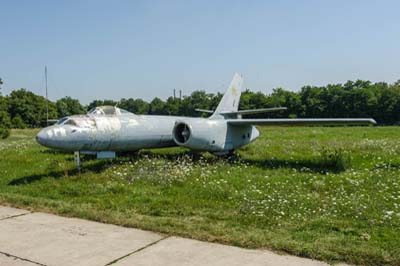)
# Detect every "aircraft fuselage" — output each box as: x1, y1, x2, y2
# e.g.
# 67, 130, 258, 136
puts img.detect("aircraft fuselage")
36, 112, 258, 153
